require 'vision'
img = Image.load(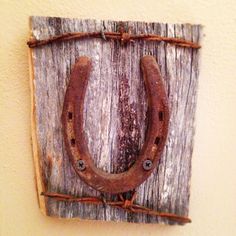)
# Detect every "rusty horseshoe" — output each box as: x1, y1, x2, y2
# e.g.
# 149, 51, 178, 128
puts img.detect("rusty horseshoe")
62, 55, 169, 194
